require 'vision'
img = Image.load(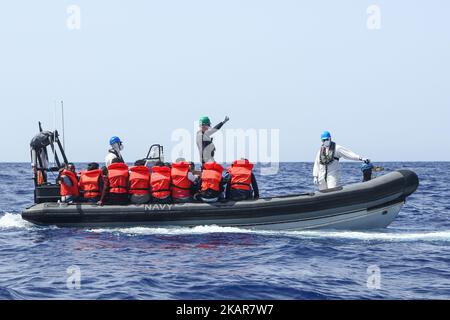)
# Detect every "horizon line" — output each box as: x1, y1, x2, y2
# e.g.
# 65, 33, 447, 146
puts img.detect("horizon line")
1, 160, 449, 164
